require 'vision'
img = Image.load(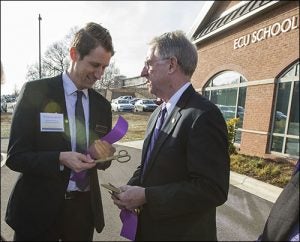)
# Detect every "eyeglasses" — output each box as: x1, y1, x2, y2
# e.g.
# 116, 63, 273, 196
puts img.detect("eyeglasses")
144, 57, 170, 70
